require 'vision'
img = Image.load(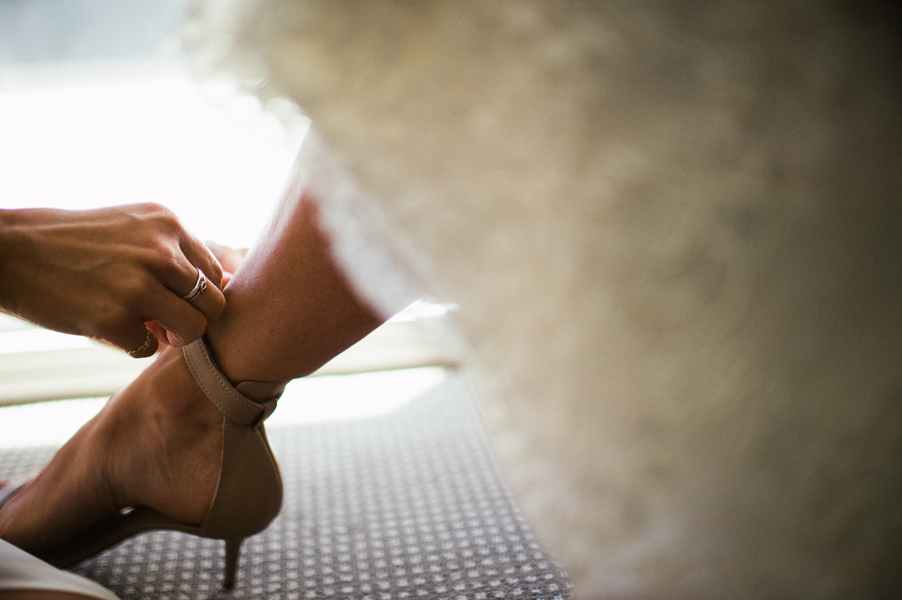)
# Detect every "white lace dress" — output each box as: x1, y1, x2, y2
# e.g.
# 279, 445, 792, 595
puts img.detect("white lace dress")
182, 2, 902, 597
0, 539, 119, 599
